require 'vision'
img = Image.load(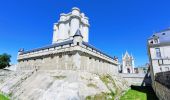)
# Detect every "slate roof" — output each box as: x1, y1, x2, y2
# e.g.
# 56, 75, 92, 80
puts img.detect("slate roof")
73, 29, 83, 38
82, 42, 115, 60
150, 28, 170, 44
20, 39, 115, 60
21, 40, 73, 54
